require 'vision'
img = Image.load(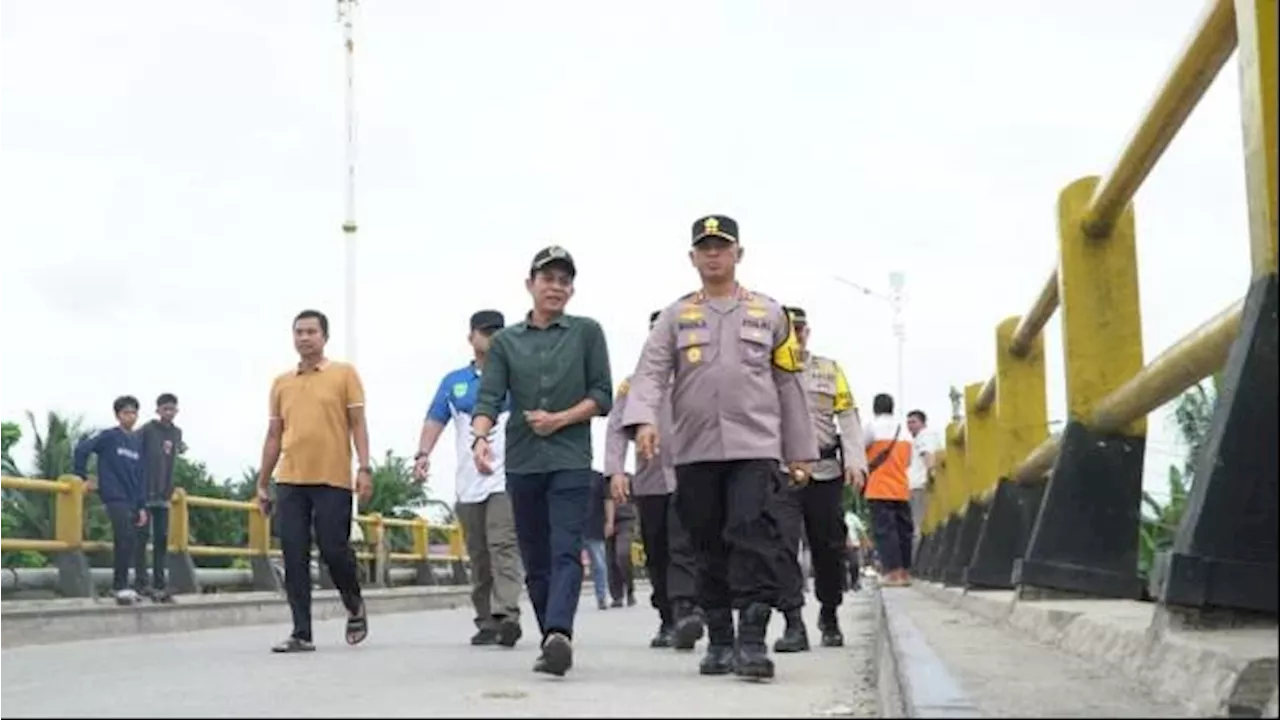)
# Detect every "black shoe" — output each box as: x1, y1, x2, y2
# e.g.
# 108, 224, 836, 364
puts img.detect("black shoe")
818, 606, 844, 647
734, 603, 775, 681
626, 594, 637, 607
496, 618, 523, 648
535, 632, 573, 676
470, 628, 499, 646
772, 610, 810, 653
610, 598, 624, 608
271, 636, 316, 653
699, 608, 736, 676
650, 623, 674, 648
672, 611, 705, 651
